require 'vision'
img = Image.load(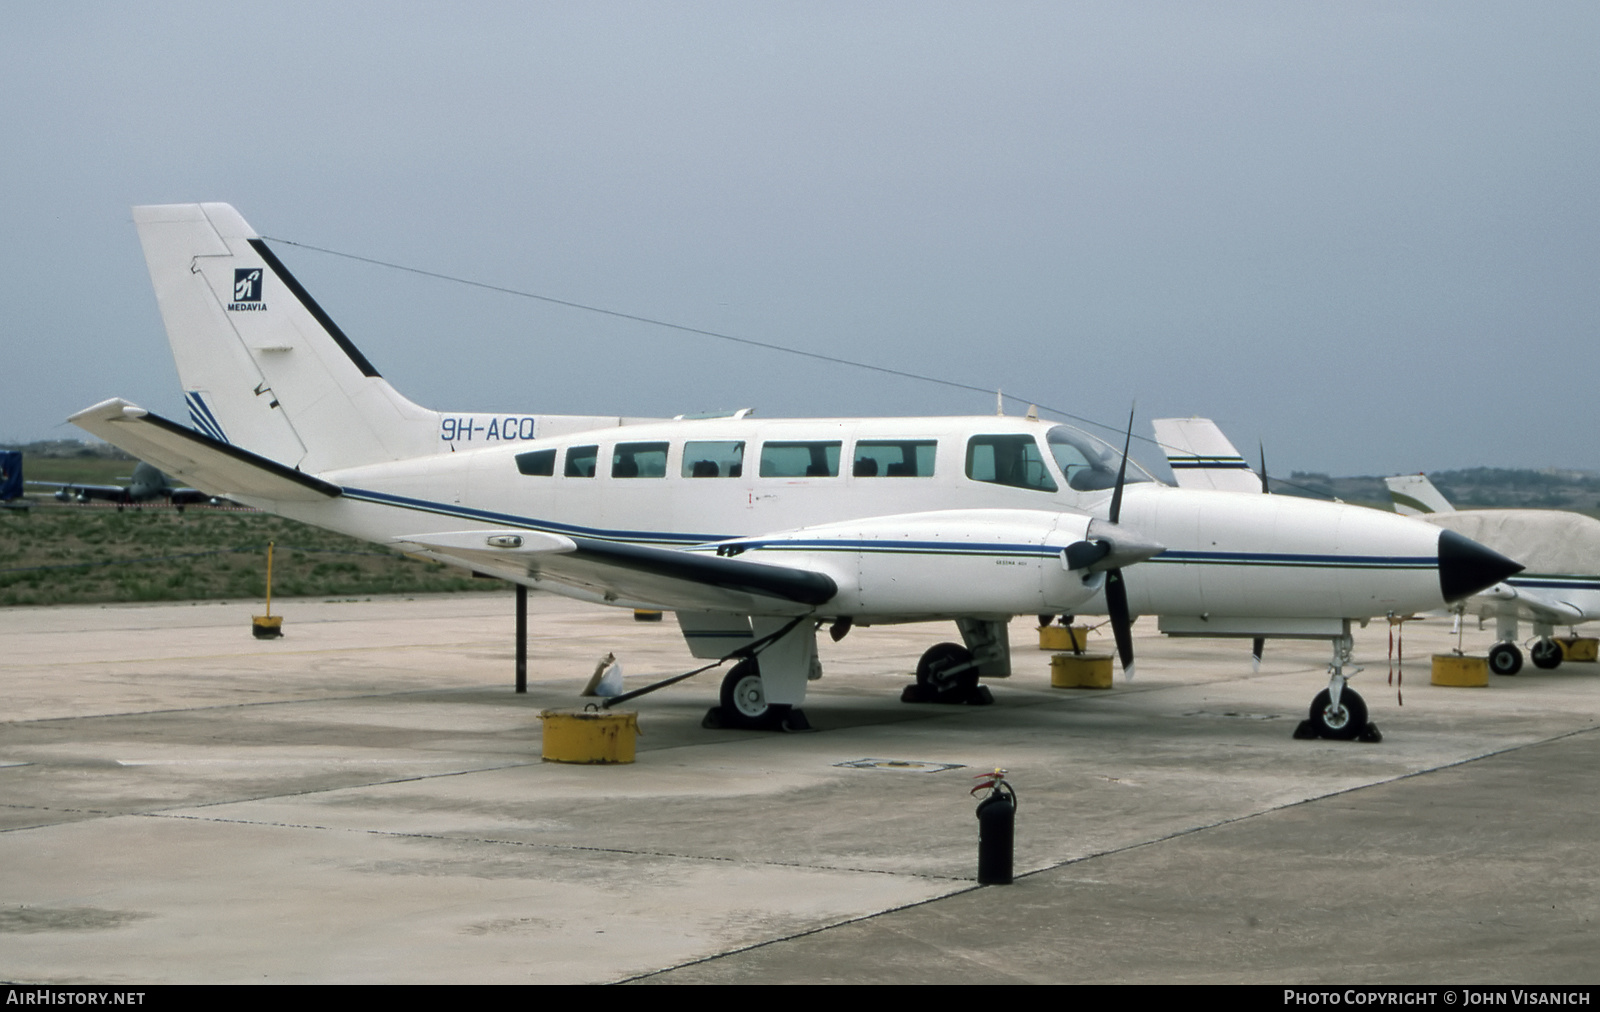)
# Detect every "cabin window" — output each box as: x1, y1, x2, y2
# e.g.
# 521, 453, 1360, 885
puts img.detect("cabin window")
853, 440, 936, 477
759, 441, 842, 478
612, 441, 668, 478
564, 444, 599, 478
965, 435, 1058, 492
682, 440, 744, 478
515, 448, 556, 476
